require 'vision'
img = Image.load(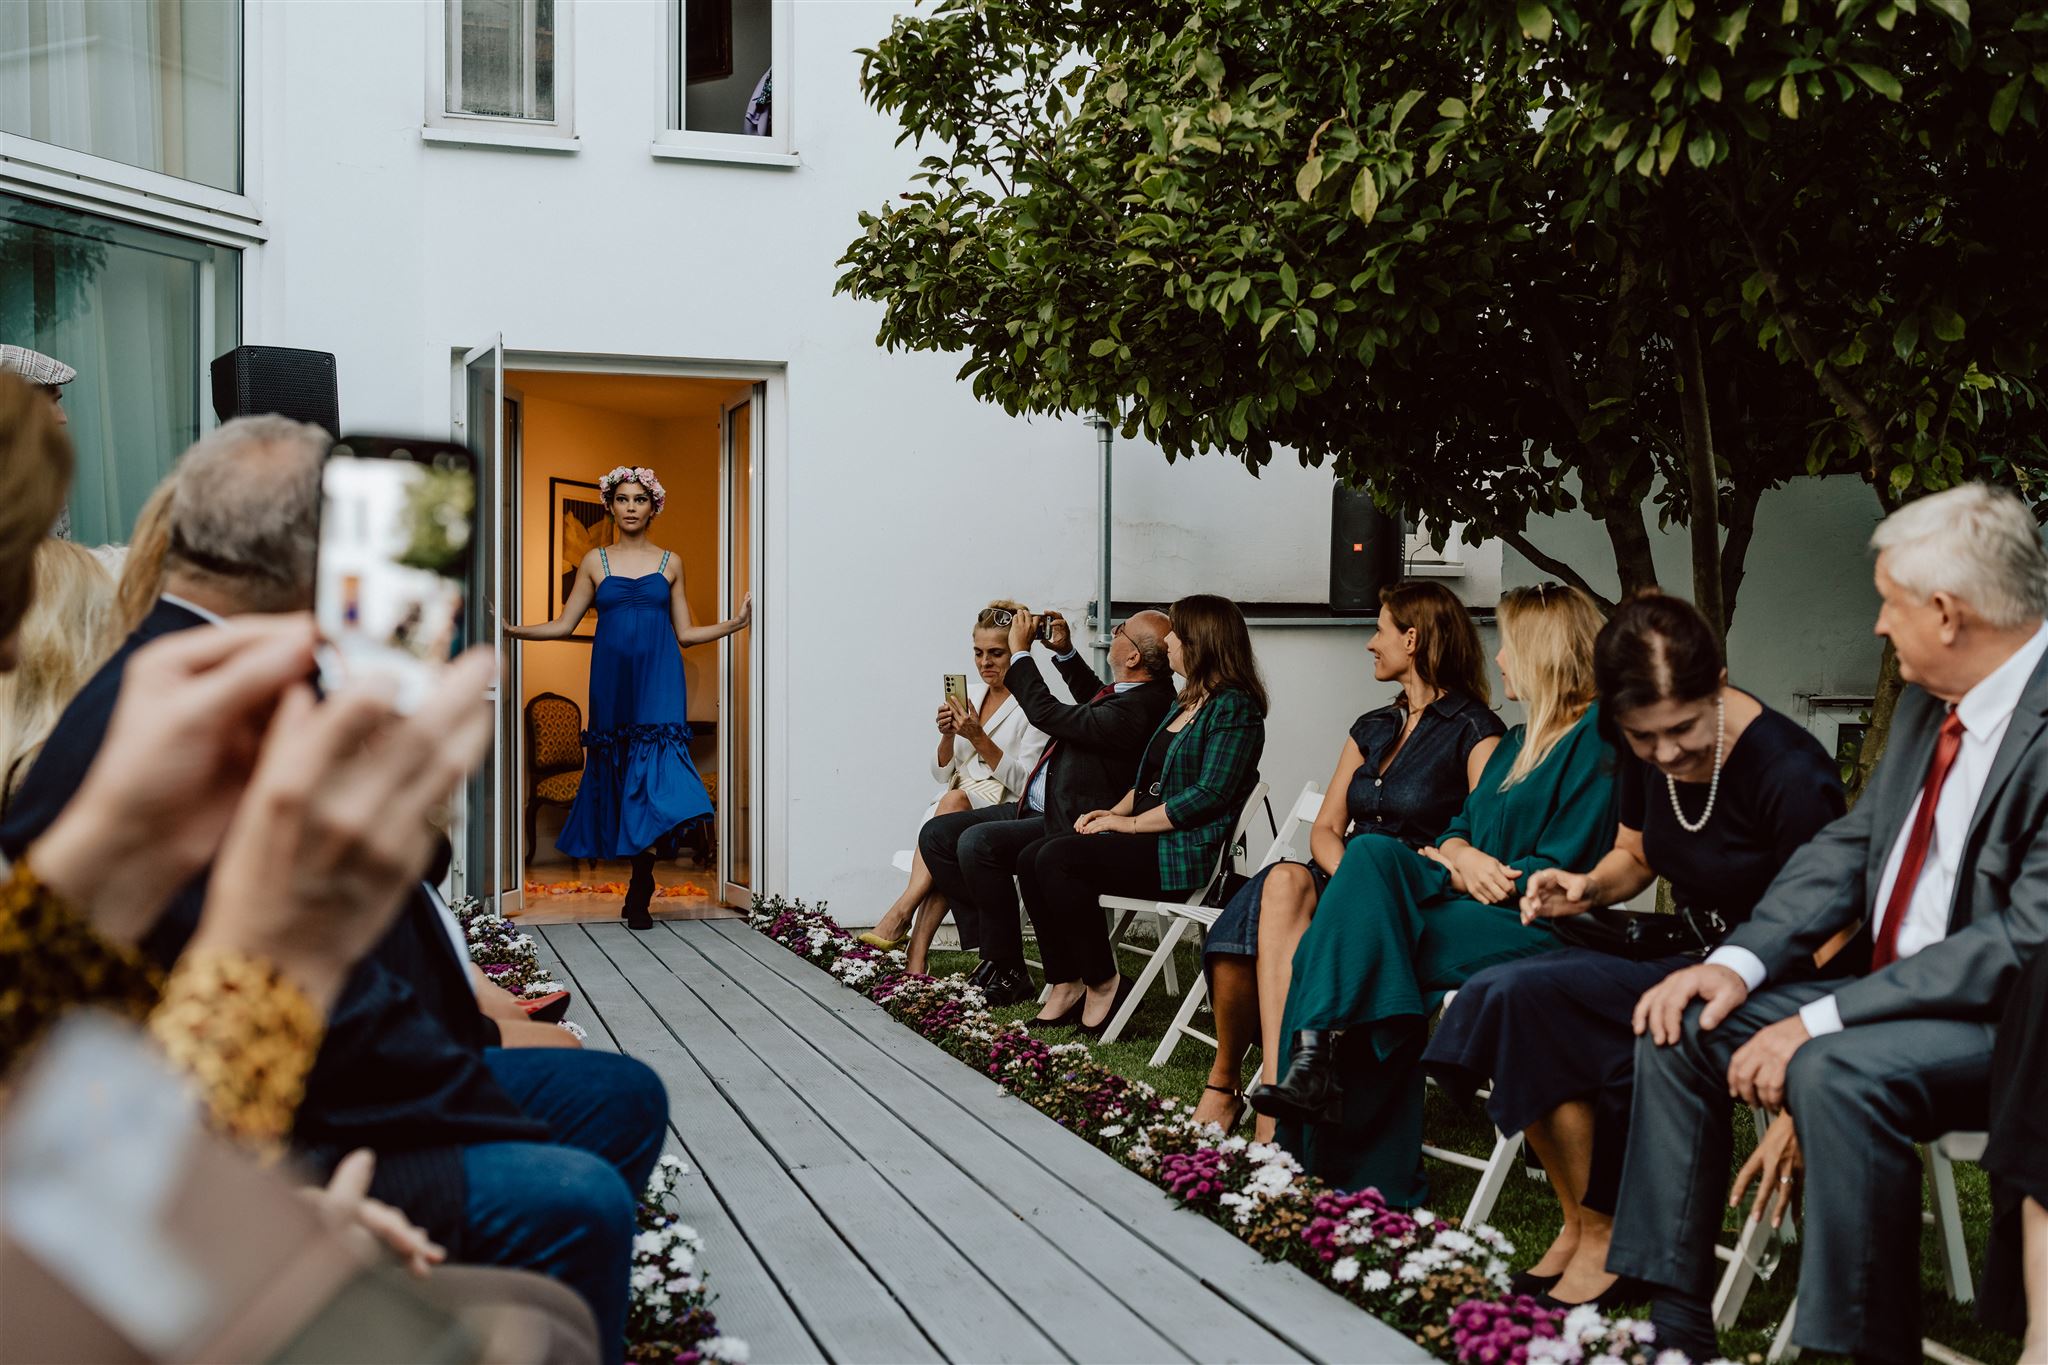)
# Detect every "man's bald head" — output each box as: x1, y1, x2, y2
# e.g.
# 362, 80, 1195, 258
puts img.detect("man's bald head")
1114, 609, 1172, 682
